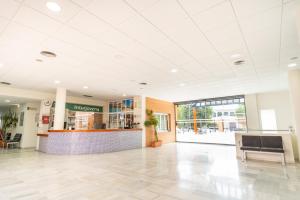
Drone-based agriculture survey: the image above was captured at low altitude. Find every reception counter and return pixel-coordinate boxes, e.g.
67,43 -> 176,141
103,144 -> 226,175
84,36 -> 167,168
37,129 -> 142,155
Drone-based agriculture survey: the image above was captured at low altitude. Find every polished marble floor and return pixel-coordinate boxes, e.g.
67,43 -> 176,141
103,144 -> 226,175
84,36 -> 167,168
0,143 -> 300,200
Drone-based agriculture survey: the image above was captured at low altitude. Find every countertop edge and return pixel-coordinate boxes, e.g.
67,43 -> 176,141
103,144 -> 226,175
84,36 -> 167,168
47,128 -> 143,133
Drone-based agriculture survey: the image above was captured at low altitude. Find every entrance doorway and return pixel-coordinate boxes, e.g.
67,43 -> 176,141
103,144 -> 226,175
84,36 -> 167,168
175,96 -> 247,145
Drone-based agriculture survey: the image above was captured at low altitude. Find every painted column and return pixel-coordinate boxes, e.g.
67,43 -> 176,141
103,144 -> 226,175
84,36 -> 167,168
53,88 -> 66,130
288,69 -> 300,158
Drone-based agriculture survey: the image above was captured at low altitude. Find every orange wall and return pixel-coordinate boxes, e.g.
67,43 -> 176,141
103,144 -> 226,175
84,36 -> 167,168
145,97 -> 176,147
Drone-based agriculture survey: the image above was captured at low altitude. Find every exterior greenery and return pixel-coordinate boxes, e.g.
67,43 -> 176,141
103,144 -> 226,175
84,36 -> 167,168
0,110 -> 18,140
144,109 -> 159,142
235,105 -> 246,117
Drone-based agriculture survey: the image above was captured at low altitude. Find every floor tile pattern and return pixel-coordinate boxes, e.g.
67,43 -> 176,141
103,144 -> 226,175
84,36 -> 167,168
0,143 -> 300,200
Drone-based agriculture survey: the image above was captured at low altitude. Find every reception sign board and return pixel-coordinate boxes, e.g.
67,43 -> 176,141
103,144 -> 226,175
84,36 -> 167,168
65,103 -> 103,113
52,102 -> 103,113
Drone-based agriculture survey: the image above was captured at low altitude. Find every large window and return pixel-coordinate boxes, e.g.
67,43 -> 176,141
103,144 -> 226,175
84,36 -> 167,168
175,95 -> 247,145
154,113 -> 170,132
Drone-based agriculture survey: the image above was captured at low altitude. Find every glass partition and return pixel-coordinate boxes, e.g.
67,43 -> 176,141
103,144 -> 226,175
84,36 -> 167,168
175,95 -> 247,145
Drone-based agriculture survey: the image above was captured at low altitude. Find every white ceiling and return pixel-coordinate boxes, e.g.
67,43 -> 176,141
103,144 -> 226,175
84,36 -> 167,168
0,95 -> 39,106
0,0 -> 299,102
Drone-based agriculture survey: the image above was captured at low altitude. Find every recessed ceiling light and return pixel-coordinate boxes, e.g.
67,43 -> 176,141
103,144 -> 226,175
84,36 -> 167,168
231,54 -> 241,59
288,63 -> 297,68
40,51 -> 57,58
139,82 -> 147,85
171,68 -> 178,73
234,60 -> 245,65
54,80 -> 60,84
0,81 -> 11,85
5,100 -> 10,103
83,95 -> 93,98
46,2 -> 61,12
290,56 -> 298,60
122,94 -> 127,97
0,63 -> 3,68
179,83 -> 185,87
83,86 -> 88,89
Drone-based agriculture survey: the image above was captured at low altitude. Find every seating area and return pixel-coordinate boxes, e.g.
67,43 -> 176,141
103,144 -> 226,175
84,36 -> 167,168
0,132 -> 22,149
240,135 -> 285,165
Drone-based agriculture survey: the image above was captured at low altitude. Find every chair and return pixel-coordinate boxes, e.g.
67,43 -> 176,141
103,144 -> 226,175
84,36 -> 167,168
6,133 -> 22,149
5,133 -> 11,141
0,131 -> 4,148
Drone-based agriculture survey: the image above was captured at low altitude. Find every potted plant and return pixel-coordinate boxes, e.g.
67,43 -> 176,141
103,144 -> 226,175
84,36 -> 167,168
0,109 -> 18,140
144,109 -> 162,147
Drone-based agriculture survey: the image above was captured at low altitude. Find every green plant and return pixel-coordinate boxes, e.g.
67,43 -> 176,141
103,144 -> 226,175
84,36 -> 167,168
144,109 -> 159,142
0,110 -> 18,139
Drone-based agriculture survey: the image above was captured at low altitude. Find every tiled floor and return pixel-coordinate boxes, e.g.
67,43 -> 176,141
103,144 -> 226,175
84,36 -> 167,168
0,143 -> 299,200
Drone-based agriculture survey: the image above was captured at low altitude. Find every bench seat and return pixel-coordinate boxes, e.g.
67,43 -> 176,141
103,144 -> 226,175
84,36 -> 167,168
240,146 -> 261,151
260,147 -> 284,153
240,135 -> 285,165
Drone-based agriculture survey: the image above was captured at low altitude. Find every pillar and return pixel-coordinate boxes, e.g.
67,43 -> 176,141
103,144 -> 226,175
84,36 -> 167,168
53,88 -> 66,130
288,69 -> 300,158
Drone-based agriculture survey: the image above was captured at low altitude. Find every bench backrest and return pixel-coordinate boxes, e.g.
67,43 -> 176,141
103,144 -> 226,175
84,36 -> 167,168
12,133 -> 22,142
242,136 -> 261,147
260,136 -> 283,149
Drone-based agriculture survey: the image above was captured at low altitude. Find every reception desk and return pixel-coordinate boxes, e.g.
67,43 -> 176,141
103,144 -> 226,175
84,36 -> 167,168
37,129 -> 142,155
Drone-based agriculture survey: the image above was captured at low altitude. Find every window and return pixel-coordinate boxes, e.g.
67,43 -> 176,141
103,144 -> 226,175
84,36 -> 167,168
154,113 -> 170,132
260,109 -> 277,130
224,112 -> 228,116
217,112 -> 222,117
230,112 -> 235,116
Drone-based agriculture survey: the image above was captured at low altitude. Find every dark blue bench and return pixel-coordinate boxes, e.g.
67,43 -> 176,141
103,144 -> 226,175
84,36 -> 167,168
240,135 -> 285,165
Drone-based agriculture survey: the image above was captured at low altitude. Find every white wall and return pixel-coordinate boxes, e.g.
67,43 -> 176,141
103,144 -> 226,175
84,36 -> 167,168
245,90 -> 294,130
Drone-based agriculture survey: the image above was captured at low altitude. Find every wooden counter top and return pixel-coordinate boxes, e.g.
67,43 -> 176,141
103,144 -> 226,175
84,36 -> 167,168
48,128 -> 142,133
37,133 -> 49,137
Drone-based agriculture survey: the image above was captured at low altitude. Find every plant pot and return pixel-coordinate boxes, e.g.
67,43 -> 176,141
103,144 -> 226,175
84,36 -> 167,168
151,140 -> 162,148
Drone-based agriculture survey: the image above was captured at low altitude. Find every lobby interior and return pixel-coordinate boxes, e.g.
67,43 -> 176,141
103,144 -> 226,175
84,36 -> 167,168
1,0 -> 300,200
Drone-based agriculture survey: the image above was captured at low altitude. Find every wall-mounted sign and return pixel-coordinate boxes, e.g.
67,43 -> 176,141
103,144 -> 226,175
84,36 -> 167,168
52,102 -> 103,113
42,116 -> 50,124
65,103 -> 103,113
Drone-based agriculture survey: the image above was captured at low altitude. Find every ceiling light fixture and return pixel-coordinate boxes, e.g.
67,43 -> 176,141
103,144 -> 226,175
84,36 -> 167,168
0,63 -> 3,68
179,83 -> 185,87
171,68 -> 178,73
290,57 -> 298,60
83,95 -> 93,98
5,100 -> 10,103
288,63 -> 297,68
139,82 -> 147,85
36,59 -> 43,62
46,2 -> 61,12
83,86 -> 88,89
40,51 -> 57,58
54,80 -> 60,84
234,60 -> 245,65
0,81 -> 11,85
122,94 -> 127,97
231,54 -> 241,59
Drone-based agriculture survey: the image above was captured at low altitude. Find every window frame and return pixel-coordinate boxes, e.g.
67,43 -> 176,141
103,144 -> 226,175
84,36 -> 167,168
154,113 -> 170,133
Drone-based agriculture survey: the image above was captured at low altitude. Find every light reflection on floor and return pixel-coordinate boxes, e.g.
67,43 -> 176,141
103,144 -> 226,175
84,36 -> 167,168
0,143 -> 299,199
